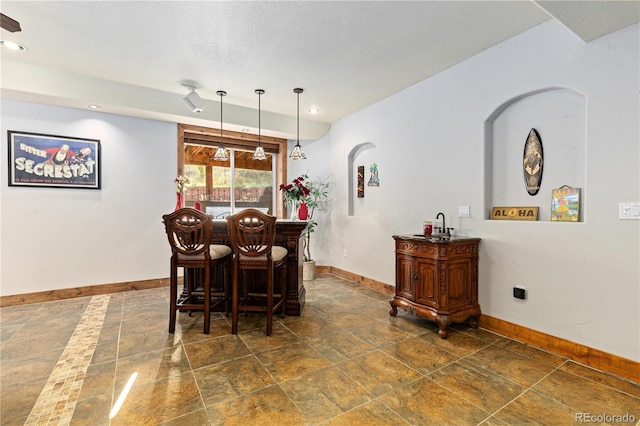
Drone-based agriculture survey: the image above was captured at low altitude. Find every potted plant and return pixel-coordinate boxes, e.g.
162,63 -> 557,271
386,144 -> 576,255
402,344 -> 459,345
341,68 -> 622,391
300,175 -> 331,280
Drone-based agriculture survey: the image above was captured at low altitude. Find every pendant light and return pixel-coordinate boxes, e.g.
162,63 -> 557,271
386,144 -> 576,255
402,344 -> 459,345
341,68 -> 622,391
289,88 -> 306,160
213,90 -> 230,161
253,89 -> 267,161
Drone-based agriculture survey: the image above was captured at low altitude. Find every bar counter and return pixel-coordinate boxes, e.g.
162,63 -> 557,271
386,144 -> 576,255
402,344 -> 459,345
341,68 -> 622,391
211,219 -> 309,316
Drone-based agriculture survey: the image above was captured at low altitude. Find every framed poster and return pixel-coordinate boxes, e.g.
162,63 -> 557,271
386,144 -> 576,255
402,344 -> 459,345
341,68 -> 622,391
8,131 -> 101,189
551,186 -> 580,222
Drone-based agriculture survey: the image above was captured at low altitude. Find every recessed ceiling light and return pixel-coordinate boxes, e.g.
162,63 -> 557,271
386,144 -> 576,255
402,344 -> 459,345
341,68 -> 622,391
241,128 -> 250,133
88,104 -> 101,110
308,107 -> 321,114
1,40 -> 27,51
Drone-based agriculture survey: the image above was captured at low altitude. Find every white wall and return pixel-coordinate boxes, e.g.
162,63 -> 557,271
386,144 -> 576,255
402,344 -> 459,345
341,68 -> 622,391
286,137 -> 332,265
1,102 -> 177,295
328,21 -> 639,361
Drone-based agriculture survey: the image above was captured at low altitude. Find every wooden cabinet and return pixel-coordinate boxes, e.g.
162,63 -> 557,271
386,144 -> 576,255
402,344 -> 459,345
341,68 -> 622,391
390,235 -> 481,338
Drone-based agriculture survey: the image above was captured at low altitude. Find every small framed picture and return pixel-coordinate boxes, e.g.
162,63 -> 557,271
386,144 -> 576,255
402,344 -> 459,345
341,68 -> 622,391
551,186 -> 580,222
8,131 -> 101,189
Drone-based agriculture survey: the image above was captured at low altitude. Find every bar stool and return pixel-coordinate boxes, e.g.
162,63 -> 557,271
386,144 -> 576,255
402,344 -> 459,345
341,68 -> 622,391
163,208 -> 232,334
226,209 -> 287,336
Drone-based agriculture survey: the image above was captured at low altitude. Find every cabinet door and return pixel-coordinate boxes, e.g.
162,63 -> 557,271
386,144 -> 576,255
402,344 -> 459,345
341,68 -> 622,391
445,258 -> 475,311
396,255 -> 415,300
415,258 -> 438,309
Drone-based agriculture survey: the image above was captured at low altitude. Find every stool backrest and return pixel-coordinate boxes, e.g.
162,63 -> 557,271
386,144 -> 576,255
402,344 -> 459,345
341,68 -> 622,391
226,208 -> 276,258
163,208 -> 212,259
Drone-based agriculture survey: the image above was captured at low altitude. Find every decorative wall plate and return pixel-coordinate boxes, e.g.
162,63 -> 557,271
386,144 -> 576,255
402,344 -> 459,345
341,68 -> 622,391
523,128 -> 543,195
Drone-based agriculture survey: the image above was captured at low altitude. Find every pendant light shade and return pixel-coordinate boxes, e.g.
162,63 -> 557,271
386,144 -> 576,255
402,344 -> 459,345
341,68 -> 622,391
253,145 -> 266,161
289,88 -> 306,160
253,89 -> 267,161
213,90 -> 230,162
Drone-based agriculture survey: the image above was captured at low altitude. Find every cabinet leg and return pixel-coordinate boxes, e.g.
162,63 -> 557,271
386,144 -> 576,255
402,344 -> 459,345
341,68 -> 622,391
389,299 -> 398,316
436,314 -> 450,339
468,315 -> 480,329
438,326 -> 448,339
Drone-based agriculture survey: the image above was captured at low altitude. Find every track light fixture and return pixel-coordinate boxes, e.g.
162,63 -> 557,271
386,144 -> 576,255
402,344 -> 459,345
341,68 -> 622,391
213,91 -> 230,161
253,89 -> 267,161
289,88 -> 306,160
181,84 -> 206,113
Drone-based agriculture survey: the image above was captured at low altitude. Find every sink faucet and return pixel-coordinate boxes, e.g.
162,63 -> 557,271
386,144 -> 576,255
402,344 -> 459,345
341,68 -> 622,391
436,212 -> 446,235
435,212 -> 453,236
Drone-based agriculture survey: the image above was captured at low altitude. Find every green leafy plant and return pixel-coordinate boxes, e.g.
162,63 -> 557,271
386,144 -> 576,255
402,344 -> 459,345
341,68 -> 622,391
300,175 -> 331,262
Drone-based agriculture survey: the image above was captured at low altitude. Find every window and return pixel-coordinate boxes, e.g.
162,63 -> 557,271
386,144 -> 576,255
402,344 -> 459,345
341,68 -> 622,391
178,124 -> 288,218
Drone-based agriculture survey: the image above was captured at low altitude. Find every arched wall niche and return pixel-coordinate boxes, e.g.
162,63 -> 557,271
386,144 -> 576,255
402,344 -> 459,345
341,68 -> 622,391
348,142 -> 379,217
484,87 -> 586,221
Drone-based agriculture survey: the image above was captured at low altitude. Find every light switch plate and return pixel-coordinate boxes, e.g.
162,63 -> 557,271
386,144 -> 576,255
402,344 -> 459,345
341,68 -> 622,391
619,202 -> 640,220
458,205 -> 470,218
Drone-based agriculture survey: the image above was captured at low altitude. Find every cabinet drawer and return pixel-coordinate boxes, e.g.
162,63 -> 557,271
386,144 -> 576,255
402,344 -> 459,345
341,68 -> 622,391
395,240 -> 439,258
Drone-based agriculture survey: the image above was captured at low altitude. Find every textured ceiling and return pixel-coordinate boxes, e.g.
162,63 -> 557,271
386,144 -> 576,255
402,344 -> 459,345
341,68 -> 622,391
1,1 -> 638,139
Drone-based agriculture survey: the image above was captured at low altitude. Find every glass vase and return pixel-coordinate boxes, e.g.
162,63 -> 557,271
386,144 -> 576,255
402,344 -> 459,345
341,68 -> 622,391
290,200 -> 299,221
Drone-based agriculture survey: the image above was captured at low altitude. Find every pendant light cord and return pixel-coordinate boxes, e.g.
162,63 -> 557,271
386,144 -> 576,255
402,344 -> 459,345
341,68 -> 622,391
219,91 -> 224,146
258,91 -> 262,144
213,90 -> 229,161
297,89 -> 300,144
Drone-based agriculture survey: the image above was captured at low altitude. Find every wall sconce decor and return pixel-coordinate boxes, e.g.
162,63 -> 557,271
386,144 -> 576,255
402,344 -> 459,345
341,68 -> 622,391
357,166 -> 365,198
523,128 -> 543,195
368,163 -> 380,186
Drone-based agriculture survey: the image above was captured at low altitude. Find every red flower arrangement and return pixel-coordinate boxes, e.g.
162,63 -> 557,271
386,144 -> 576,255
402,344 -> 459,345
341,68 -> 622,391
279,174 -> 311,204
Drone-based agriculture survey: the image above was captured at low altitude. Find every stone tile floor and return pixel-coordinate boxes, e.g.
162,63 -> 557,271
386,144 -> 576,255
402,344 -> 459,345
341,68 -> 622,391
1,274 -> 638,425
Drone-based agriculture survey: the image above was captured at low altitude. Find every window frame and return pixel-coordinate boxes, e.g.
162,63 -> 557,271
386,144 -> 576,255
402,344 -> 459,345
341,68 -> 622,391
178,123 -> 288,218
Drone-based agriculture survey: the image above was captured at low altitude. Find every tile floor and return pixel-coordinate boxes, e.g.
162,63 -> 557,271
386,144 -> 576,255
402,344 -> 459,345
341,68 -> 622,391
1,274 -> 639,425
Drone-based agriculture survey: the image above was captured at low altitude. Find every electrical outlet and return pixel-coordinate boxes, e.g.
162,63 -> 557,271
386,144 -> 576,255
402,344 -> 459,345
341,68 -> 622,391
513,286 -> 526,300
619,202 -> 640,220
343,249 -> 347,257
458,205 -> 470,218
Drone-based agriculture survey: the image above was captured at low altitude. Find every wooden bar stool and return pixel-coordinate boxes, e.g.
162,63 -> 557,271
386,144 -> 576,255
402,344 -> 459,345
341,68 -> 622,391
226,209 -> 287,336
163,208 -> 232,334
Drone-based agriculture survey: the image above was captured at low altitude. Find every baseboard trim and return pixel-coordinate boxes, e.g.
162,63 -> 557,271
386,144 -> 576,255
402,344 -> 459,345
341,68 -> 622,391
0,278 -> 169,307
321,265 -> 395,295
3,270 -> 638,384
479,314 -> 639,384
